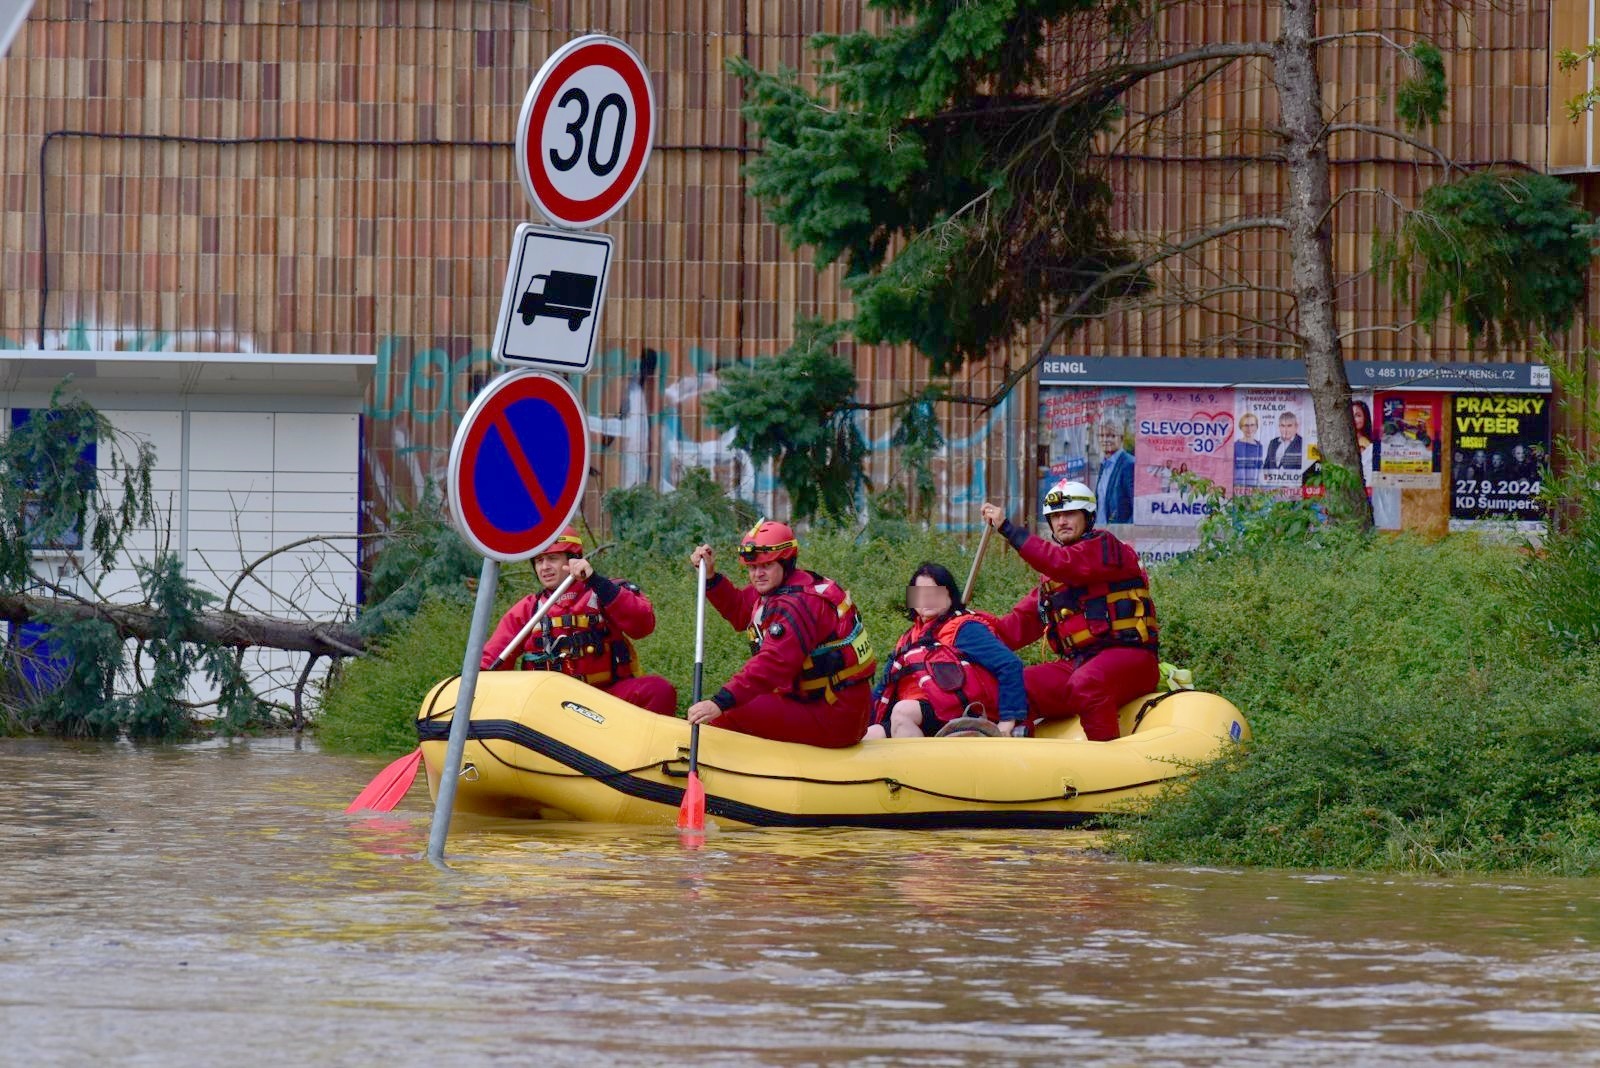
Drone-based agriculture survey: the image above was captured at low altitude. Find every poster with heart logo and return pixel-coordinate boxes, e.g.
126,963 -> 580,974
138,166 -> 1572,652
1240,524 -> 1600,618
1132,389 -> 1235,526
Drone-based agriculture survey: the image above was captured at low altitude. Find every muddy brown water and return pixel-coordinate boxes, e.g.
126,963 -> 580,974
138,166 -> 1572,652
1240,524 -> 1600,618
5,736 -> 1600,1066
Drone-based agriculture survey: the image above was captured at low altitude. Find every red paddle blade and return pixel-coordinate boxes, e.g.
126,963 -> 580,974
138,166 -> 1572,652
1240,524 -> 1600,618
345,748 -> 423,814
676,770 -> 705,831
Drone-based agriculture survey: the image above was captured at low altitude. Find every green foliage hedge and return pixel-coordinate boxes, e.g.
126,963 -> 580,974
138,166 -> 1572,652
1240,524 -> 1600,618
1110,533 -> 1600,874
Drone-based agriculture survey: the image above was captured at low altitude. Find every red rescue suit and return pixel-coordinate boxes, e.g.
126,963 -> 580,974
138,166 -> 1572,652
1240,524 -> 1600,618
873,612 -> 1002,727
993,524 -> 1159,740
481,576 -> 677,716
705,568 -> 876,748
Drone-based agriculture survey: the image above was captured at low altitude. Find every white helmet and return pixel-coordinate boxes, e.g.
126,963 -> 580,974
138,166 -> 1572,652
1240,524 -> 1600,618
1042,478 -> 1097,518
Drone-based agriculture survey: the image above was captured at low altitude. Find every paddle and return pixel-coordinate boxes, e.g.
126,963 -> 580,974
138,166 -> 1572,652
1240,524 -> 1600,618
677,556 -> 709,832
345,748 -> 422,814
962,523 -> 993,605
344,571 -> 579,814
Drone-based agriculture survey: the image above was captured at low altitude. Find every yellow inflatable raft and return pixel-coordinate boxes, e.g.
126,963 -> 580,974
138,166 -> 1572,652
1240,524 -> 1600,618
416,672 -> 1248,829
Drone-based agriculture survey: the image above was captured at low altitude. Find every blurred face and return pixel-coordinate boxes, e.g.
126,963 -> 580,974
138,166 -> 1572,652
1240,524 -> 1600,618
1048,509 -> 1090,544
746,558 -> 787,594
1098,423 -> 1122,455
1513,445 -> 1526,462
908,575 -> 952,622
1351,403 -> 1369,433
1278,413 -> 1298,442
533,551 -> 568,590
1238,414 -> 1258,441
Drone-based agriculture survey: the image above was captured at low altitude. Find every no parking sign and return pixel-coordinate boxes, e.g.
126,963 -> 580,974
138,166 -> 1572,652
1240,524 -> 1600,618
446,371 -> 589,561
514,34 -> 656,229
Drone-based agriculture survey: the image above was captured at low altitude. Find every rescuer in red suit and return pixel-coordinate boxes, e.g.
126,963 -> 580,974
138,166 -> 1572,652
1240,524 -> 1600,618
979,480 -> 1160,740
481,526 -> 677,715
684,519 -> 876,748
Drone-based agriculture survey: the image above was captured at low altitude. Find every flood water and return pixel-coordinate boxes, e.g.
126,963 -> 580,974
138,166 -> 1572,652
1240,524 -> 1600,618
6,737 -> 1600,1066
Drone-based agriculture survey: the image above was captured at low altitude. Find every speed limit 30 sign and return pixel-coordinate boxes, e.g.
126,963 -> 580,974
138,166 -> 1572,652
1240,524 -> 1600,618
515,35 -> 655,229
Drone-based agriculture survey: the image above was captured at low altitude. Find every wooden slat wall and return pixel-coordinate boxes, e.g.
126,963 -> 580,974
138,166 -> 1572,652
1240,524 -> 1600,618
1,0 -> 1591,537
1550,0 -> 1593,171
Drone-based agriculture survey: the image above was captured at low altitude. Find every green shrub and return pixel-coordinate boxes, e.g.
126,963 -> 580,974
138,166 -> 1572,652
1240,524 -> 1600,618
317,596 -> 476,753
1114,532 -> 1600,874
1146,533 -> 1517,733
602,467 -> 759,558
1509,354 -> 1600,652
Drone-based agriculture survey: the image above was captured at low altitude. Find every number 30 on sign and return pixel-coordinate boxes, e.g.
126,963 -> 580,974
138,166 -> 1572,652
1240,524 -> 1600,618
514,35 -> 656,230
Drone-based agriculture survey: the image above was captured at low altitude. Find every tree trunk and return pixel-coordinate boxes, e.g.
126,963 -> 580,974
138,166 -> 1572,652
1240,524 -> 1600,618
1272,0 -> 1372,527
0,593 -> 367,658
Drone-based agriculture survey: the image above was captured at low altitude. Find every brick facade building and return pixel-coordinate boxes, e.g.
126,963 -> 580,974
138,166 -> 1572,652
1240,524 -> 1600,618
2,0 -> 1593,539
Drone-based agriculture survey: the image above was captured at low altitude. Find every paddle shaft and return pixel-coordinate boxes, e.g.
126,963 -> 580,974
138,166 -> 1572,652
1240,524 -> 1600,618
961,524 -> 994,605
485,572 -> 579,669
688,557 -> 708,772
426,556 -> 500,866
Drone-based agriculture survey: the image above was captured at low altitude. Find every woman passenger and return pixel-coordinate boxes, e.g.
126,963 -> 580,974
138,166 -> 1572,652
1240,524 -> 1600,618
864,563 -> 1028,738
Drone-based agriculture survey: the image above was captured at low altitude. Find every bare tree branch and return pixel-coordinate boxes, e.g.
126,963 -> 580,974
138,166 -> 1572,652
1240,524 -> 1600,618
1326,184 -> 1413,218
292,653 -> 320,731
222,532 -> 374,614
1340,318 -> 1423,340
1109,58 -> 1252,157
1311,29 -> 1414,51
1324,122 -> 1455,173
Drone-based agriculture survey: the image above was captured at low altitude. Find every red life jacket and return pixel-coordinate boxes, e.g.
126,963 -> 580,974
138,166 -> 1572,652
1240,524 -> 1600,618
1036,533 -> 1159,658
875,611 -> 1003,724
517,583 -> 637,686
747,573 -> 876,704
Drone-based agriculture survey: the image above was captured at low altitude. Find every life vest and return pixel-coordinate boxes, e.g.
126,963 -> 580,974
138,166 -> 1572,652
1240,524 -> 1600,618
874,611 -> 1003,725
747,573 -> 876,704
517,583 -> 637,686
1036,533 -> 1159,658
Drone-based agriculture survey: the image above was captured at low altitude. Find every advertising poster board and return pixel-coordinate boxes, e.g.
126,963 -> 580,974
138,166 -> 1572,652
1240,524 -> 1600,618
1448,392 -> 1550,530
1238,388 -> 1316,499
1038,386 -> 1136,518
1374,391 -> 1444,489
1350,392 -> 1401,529
1131,388 -> 1234,526
1035,356 -> 1553,550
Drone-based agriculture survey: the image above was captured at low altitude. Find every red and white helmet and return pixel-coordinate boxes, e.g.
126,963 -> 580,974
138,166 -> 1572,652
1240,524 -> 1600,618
737,518 -> 799,565
1042,479 -> 1096,518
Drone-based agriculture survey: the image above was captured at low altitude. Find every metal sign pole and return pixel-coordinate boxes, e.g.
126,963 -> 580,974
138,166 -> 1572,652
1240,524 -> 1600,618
426,555 -> 501,867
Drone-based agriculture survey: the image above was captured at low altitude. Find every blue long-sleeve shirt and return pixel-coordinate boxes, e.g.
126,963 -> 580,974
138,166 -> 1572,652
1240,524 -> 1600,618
873,616 -> 1030,722
950,619 -> 1029,722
